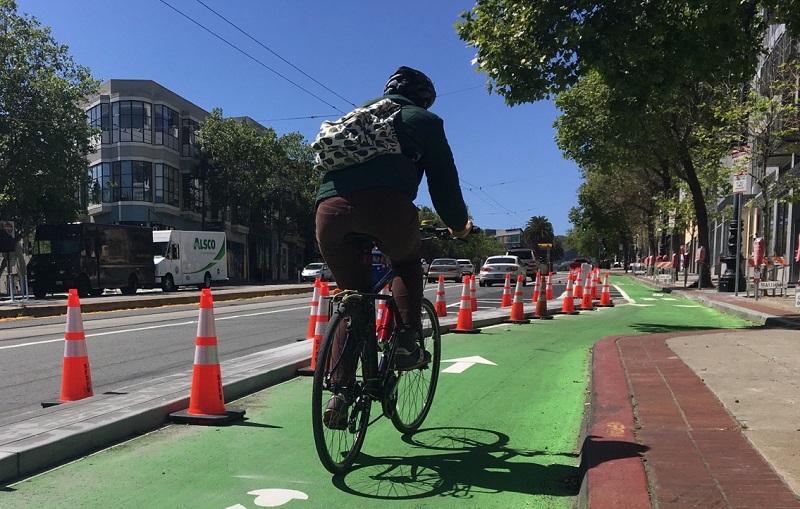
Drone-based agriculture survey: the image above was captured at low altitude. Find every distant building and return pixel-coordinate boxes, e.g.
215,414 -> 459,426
493,228 -> 524,251
81,79 -> 305,283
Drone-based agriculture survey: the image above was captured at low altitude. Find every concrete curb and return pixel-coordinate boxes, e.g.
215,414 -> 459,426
0,286 -> 312,320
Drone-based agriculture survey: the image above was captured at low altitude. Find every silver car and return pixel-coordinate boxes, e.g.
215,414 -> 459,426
479,255 -> 527,287
427,258 -> 462,283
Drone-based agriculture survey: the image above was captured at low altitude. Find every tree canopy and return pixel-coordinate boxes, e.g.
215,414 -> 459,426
0,0 -> 99,240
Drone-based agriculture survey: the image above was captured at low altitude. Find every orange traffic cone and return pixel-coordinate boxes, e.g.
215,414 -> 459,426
581,273 -> 595,311
592,268 -> 600,299
311,286 -> 331,369
500,273 -> 512,308
534,274 -> 553,319
504,274 -> 530,324
573,269 -> 584,299
43,289 -> 93,407
545,272 -> 554,300
303,278 -> 322,341
598,273 -> 614,307
434,275 -> 448,317
470,274 -> 478,312
452,276 -> 481,333
561,274 -> 579,315
532,272 -> 541,303
170,289 -> 245,424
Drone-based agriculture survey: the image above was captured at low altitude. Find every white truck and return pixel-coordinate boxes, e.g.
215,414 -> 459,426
153,230 -> 228,291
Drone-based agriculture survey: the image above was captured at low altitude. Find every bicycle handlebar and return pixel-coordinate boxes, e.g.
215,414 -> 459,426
420,224 -> 481,241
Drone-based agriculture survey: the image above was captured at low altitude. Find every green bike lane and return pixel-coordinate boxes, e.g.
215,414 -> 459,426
4,277 -> 754,509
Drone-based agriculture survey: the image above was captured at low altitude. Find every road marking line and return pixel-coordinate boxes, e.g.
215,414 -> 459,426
0,306 -> 309,350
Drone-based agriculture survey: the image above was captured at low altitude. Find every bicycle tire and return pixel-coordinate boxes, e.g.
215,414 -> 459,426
311,306 -> 373,474
390,297 -> 442,434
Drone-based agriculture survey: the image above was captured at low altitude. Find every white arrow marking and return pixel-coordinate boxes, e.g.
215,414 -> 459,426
441,356 -> 496,374
248,489 -> 309,507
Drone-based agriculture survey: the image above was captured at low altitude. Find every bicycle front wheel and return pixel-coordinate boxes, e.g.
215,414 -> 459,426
390,298 -> 442,434
311,307 -> 373,474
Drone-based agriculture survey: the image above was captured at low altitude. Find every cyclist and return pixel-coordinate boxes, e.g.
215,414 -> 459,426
315,66 -> 472,427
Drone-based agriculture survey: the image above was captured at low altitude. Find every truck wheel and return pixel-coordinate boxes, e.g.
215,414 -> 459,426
202,272 -> 212,289
162,273 -> 176,292
33,287 -> 47,299
77,275 -> 92,298
121,275 -> 138,295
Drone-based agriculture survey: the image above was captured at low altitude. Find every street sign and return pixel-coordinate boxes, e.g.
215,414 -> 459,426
732,173 -> 747,194
1,220 -> 14,238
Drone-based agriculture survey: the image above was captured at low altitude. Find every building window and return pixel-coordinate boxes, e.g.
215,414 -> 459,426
110,160 -> 152,201
182,119 -> 199,157
87,103 -> 110,144
154,104 -> 180,151
112,100 -> 152,143
182,173 -> 203,212
155,163 -> 179,207
88,162 -> 111,205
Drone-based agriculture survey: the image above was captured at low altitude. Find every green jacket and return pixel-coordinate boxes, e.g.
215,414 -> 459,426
315,94 -> 469,231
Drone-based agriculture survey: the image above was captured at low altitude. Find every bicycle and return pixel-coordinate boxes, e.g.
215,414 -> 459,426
311,225 -> 474,474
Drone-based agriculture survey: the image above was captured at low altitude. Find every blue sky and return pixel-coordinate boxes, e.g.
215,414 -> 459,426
18,0 -> 583,235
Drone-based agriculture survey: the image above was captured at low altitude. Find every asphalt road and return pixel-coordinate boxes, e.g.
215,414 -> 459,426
1,279 -> 550,417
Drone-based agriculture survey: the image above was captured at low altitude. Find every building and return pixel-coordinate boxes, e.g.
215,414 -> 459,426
82,79 -> 306,283
706,22 -> 799,287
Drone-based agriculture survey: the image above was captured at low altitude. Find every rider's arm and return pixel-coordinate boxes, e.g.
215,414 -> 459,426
402,109 -> 469,232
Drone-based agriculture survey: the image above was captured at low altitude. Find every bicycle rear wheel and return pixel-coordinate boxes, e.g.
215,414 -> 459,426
311,306 -> 372,474
390,298 -> 441,434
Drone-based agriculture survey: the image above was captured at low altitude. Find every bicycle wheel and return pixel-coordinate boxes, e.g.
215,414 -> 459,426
390,298 -> 441,434
312,306 -> 373,474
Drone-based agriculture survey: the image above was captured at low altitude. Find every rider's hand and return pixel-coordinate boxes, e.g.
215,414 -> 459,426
449,219 -> 473,239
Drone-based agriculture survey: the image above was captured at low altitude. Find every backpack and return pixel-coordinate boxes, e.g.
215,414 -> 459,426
311,98 -> 403,172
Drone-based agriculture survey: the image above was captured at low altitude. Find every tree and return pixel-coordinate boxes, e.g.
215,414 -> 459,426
198,110 -> 282,223
0,0 -> 99,250
455,1 -> 782,286
456,0 -> 765,104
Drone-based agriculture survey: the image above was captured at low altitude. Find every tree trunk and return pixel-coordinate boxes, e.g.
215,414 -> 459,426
682,157 -> 714,287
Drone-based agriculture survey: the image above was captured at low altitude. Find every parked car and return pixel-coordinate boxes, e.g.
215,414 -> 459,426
427,258 -> 461,283
456,258 -> 475,277
505,248 -> 544,281
301,262 -> 332,282
479,255 -> 527,287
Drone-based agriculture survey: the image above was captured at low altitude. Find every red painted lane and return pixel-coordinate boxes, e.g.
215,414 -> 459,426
585,335 -> 652,508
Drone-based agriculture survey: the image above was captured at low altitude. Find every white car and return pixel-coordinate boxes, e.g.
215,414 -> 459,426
301,263 -> 332,282
457,259 -> 475,277
479,255 -> 527,287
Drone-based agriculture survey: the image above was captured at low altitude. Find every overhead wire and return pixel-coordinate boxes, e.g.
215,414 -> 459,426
158,0 -> 347,114
194,0 -> 356,109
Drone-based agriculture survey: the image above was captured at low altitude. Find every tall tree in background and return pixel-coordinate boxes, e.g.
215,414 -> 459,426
457,3 -> 771,285
0,0 -> 99,244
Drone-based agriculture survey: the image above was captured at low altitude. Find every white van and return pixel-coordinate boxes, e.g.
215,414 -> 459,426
153,230 -> 228,291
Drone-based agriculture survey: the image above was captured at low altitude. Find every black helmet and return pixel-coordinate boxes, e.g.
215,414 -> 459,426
383,66 -> 436,109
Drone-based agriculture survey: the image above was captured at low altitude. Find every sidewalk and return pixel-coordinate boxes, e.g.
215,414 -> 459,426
585,272 -> 800,508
